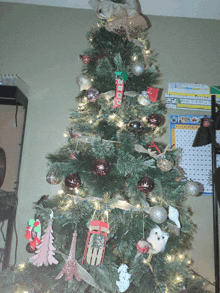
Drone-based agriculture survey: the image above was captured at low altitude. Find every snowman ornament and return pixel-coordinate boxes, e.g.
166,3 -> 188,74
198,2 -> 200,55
116,264 -> 131,292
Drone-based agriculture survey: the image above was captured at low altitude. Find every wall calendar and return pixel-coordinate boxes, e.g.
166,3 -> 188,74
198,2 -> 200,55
170,114 -> 220,195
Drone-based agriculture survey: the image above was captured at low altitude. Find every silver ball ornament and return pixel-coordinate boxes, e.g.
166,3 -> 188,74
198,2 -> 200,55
131,61 -> 145,76
185,180 -> 200,196
86,87 -> 100,102
76,75 -> 92,91
157,157 -> 174,172
150,205 -> 167,224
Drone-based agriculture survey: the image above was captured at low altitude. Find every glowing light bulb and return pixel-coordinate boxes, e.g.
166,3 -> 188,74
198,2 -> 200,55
142,117 -> 147,121
176,276 -> 182,282
117,121 -> 124,127
151,197 -> 156,202
104,210 -> 109,216
145,49 -> 150,54
95,201 -> 99,209
143,258 -> 147,264
18,263 -> 25,271
136,204 -> 140,208
132,54 -> 138,61
192,275 -> 195,279
166,255 -> 172,262
89,119 -> 93,124
178,254 -> 184,259
89,37 -> 93,42
75,188 -> 78,193
58,190 -> 64,195
109,114 -> 116,119
63,133 -> 68,137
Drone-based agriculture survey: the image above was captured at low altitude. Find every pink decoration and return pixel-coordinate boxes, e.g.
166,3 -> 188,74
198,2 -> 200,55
55,231 -> 81,281
30,218 -> 58,266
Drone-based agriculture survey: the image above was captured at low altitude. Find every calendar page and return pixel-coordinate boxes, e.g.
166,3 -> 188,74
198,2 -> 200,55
170,114 -> 220,195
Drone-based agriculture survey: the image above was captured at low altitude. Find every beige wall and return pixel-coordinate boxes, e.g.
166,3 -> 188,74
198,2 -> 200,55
0,2 -> 219,291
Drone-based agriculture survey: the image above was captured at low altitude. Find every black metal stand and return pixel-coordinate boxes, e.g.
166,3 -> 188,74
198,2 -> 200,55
211,95 -> 220,293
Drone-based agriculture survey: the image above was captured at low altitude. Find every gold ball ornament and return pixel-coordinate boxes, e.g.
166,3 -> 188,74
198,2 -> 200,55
157,158 -> 174,172
137,91 -> 150,106
76,75 -> 92,91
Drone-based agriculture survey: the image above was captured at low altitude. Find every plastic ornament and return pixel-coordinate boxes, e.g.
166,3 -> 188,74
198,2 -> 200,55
184,180 -> 200,196
129,118 -> 143,132
92,159 -> 111,176
86,87 -> 100,102
131,61 -> 145,76
150,205 -> 167,224
46,171 -> 61,185
157,156 -> 174,172
65,173 -> 81,190
79,54 -> 91,64
76,75 -> 92,91
136,240 -> 149,254
137,91 -> 150,106
148,114 -> 164,127
138,176 -> 155,194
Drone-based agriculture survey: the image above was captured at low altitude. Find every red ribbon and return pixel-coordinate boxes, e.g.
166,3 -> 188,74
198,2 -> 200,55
25,227 -> 31,240
149,142 -> 161,154
29,237 -> 41,248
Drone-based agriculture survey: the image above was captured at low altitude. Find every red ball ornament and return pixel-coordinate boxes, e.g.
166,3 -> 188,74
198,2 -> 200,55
138,176 -> 155,194
148,114 -> 164,127
80,54 -> 91,64
92,159 -> 110,176
136,240 -> 149,254
65,173 -> 81,190
203,120 -> 211,127
26,242 -> 36,254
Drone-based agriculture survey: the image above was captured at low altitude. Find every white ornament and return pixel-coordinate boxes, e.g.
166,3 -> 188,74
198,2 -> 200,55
168,206 -> 181,229
116,264 -> 131,292
147,226 -> 169,254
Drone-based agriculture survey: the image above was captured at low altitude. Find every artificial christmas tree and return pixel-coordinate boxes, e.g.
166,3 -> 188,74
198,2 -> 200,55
0,0 -> 212,292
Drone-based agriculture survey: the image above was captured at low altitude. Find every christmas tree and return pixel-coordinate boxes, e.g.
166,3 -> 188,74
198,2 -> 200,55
0,0 -> 212,292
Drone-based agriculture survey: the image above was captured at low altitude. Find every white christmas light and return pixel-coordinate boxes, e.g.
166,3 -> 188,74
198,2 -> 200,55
109,114 -> 116,119
151,197 -> 157,202
63,133 -> 68,137
136,204 -> 140,208
58,190 -> 64,195
192,275 -> 195,279
89,119 -> 93,124
18,263 -> 25,271
176,276 -> 182,282
178,254 -> 184,259
132,54 -> 138,61
117,121 -> 124,127
145,49 -> 150,54
166,255 -> 172,262
104,210 -> 109,216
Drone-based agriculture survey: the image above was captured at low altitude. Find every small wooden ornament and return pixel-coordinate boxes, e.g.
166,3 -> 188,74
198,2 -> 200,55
82,220 -> 109,267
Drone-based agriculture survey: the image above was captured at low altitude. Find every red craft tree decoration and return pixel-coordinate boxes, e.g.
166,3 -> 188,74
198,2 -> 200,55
30,211 -> 58,266
56,231 -> 81,281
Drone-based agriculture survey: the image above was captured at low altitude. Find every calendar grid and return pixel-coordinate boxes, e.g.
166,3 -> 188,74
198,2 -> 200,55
170,115 -> 220,195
